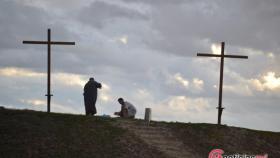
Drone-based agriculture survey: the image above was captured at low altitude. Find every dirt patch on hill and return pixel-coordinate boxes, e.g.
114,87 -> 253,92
114,119 -> 200,158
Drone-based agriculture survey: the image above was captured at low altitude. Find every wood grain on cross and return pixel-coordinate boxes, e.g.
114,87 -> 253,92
23,28 -> 75,113
197,42 -> 248,125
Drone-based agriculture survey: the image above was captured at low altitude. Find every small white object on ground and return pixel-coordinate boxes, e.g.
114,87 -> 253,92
144,108 -> 151,126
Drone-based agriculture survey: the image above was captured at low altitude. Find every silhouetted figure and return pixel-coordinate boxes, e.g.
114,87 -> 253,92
114,98 -> 137,118
83,77 -> 102,115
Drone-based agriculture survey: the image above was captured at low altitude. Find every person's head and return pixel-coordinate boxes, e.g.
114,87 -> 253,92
89,77 -> 94,81
118,98 -> 124,105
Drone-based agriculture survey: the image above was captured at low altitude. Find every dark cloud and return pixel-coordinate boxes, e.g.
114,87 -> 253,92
143,0 -> 280,56
78,1 -> 149,28
0,1 -> 78,71
0,0 -> 49,50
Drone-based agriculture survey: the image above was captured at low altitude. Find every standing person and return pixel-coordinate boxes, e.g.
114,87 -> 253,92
83,77 -> 102,115
114,98 -> 137,118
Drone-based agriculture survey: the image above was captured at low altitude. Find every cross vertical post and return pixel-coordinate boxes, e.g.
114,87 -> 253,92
197,42 -> 248,125
47,29 -> 52,113
23,28 -> 75,113
218,42 -> 225,125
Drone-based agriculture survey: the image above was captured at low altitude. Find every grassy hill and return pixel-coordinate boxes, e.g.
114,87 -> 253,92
0,107 -> 279,158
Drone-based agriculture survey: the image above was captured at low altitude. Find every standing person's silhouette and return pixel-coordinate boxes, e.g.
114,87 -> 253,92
83,77 -> 102,115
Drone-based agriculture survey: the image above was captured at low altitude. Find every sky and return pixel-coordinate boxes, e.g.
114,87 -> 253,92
0,0 -> 280,132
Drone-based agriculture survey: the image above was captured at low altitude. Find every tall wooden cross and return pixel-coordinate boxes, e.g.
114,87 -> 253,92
23,28 -> 75,113
197,42 -> 248,125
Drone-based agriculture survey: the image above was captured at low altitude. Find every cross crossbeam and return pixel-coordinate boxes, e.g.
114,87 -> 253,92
197,42 -> 248,125
23,41 -> 75,45
197,53 -> 248,59
23,28 -> 75,113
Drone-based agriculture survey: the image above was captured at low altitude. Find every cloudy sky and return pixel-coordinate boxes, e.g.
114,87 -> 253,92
1,0 -> 280,131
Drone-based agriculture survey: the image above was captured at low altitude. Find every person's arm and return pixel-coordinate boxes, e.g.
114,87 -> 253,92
114,112 -> 120,116
121,104 -> 129,117
119,104 -> 125,117
95,82 -> 102,89
114,104 -> 125,116
122,109 -> 129,117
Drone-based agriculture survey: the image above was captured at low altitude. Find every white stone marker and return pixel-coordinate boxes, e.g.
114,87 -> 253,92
144,108 -> 152,126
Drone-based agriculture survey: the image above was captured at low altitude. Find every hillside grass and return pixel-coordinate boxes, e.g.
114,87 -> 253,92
1,107 -> 279,157
0,108 -> 166,158
153,121 -> 280,157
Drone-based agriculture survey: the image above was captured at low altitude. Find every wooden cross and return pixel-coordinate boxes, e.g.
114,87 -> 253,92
197,42 -> 248,125
23,28 -> 75,113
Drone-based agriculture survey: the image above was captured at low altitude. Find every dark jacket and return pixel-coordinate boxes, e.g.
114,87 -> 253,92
83,80 -> 102,115
84,80 -> 102,97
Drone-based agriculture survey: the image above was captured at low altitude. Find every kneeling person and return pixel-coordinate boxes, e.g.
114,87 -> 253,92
114,98 -> 136,118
